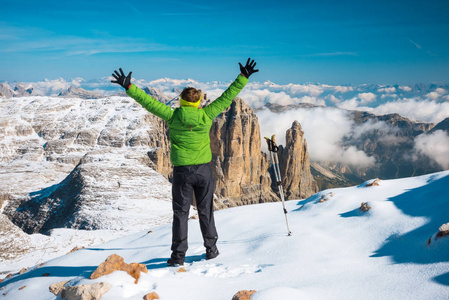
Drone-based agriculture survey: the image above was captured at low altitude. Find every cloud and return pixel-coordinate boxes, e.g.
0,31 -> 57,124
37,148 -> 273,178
399,86 -> 412,92
413,130 -> 449,169
378,87 -> 396,93
332,86 -> 354,93
358,92 -> 376,104
335,94 -> 449,124
256,107 -> 375,168
408,39 -> 422,49
435,88 -> 447,95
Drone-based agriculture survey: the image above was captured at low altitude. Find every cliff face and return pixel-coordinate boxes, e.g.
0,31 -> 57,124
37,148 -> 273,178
210,98 -> 276,207
209,98 -> 318,208
278,121 -> 319,200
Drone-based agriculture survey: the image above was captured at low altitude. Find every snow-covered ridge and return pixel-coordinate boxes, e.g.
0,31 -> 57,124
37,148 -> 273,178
1,171 -> 448,299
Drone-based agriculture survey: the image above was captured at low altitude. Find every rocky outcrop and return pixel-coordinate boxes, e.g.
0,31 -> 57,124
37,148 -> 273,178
210,98 -> 318,208
0,83 -> 14,98
278,121 -> 319,199
58,86 -> 103,99
90,254 -> 148,284
6,150 -> 172,234
14,83 -> 34,97
210,98 -> 277,207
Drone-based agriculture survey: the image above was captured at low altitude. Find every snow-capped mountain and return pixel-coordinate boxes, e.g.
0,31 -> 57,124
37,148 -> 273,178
1,171 -> 448,299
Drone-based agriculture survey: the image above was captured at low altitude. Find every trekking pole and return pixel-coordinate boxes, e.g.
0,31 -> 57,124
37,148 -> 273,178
264,135 -> 292,236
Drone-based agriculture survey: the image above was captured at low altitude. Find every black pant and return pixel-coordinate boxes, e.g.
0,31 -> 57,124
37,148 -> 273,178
171,163 -> 218,260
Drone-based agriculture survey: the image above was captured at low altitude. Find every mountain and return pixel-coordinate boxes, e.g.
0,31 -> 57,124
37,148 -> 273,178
58,86 -> 104,99
1,171 -> 448,299
430,117 -> 449,134
264,104 -> 445,189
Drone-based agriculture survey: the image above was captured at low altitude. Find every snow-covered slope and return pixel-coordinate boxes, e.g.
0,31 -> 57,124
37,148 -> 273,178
1,171 -> 448,299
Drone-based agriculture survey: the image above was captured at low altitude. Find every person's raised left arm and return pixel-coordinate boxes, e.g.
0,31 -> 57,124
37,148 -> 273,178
111,68 -> 174,121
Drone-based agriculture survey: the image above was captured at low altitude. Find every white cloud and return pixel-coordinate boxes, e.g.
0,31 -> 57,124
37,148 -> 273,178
368,98 -> 449,124
358,92 -> 376,104
378,87 -> 396,93
426,92 -> 440,100
326,94 -> 341,103
444,95 -> 449,101
256,107 -> 375,168
435,88 -> 447,95
399,86 -> 412,92
413,130 -> 449,169
333,86 -> 354,93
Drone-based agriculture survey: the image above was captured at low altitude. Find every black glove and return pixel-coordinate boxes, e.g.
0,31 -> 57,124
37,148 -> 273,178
111,68 -> 132,90
239,58 -> 259,78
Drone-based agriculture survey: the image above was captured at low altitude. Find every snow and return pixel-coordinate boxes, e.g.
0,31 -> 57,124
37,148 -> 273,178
1,171 -> 449,299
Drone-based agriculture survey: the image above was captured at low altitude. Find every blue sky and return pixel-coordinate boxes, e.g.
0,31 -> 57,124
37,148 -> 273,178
1,0 -> 449,84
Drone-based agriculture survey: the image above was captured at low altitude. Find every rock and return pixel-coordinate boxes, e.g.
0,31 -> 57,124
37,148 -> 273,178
19,268 -> 27,274
210,98 -> 278,207
177,267 -> 187,273
14,83 -> 34,96
189,215 -> 199,220
0,82 -> 15,98
232,290 -> 257,300
318,192 -> 333,203
60,282 -> 111,300
42,273 -> 50,277
19,286 -> 26,290
436,222 -> 449,239
143,292 -> 160,300
90,254 -> 148,284
49,280 -> 69,295
67,246 -> 85,254
365,178 -> 380,187
360,202 -> 371,212
278,121 -> 319,200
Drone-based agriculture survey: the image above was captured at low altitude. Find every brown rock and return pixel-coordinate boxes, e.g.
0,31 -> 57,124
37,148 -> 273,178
189,215 -> 199,220
436,222 -> 449,239
210,98 -> 277,207
42,273 -> 50,277
210,99 -> 317,207
278,121 -> 319,200
365,178 -> 380,187
38,263 -> 45,268
19,286 -> 26,290
6,273 -> 12,278
177,267 -> 187,273
360,202 -> 371,212
143,292 -> 160,300
232,290 -> 257,300
49,280 -> 69,296
68,246 -> 85,254
19,268 -> 27,274
60,282 -> 111,300
90,254 -> 148,284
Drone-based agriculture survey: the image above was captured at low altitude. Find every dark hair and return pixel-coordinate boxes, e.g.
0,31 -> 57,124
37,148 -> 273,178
180,87 -> 200,103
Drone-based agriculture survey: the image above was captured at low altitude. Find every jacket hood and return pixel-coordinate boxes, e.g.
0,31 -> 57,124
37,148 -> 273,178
177,107 -> 202,127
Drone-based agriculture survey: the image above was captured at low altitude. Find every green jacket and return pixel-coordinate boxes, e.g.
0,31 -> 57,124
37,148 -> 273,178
126,74 -> 249,166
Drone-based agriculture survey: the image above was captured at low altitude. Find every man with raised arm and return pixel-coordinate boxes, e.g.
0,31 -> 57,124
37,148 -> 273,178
111,58 -> 259,266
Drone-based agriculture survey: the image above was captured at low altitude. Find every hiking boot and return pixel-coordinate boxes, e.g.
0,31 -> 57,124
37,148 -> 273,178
206,248 -> 220,260
167,257 -> 184,267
